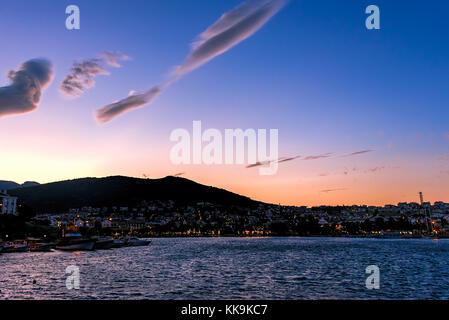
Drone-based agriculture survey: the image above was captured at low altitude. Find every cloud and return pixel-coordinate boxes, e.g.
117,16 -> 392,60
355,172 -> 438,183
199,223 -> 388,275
60,59 -> 108,96
101,51 -> 130,67
246,154 -> 299,168
60,51 -> 129,97
173,172 -> 186,177
318,173 -> 329,177
321,188 -> 347,193
365,166 -> 385,173
96,87 -> 161,124
95,0 -> 286,123
246,160 -> 272,168
343,165 -> 397,176
342,149 -> 374,157
303,153 -> 333,160
277,155 -> 301,163
0,58 -> 53,118
175,0 -> 286,77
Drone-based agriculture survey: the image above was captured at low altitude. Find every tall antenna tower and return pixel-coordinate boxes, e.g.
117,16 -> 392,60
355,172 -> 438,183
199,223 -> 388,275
419,191 -> 432,235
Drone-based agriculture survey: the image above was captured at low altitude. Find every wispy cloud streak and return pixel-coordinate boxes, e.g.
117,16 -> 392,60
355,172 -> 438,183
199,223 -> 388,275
95,0 -> 286,123
246,154 -> 300,168
173,172 -> 186,177
102,51 -> 130,67
277,155 -> 301,163
96,87 -> 160,124
321,188 -> 347,193
303,153 -> 333,160
0,58 -> 53,117
175,0 -> 286,77
342,149 -> 374,157
60,51 -> 129,97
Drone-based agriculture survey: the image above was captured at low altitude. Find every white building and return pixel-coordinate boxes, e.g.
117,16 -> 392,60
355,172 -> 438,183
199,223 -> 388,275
101,218 -> 112,229
0,190 -> 18,215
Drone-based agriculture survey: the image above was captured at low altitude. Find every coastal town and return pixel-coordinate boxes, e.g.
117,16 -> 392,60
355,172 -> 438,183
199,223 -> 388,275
2,188 -> 448,240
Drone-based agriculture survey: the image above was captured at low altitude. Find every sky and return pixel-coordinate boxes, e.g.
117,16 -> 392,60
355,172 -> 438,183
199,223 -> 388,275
0,0 -> 448,206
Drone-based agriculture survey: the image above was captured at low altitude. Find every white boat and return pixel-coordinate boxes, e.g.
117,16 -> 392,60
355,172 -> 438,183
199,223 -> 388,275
55,233 -> 96,251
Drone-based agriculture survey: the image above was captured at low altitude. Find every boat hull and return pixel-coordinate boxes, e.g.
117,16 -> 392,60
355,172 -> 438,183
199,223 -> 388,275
111,240 -> 126,248
127,239 -> 151,247
94,239 -> 114,250
29,244 -> 54,252
56,240 -> 96,251
3,245 -> 29,253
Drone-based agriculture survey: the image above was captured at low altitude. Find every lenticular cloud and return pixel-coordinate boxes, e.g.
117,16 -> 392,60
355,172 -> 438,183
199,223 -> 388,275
96,87 -> 161,124
95,0 -> 286,124
0,58 -> 53,118
176,0 -> 285,76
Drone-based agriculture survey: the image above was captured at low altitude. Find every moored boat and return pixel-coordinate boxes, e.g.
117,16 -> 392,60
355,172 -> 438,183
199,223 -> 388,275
126,237 -> 151,247
379,230 -> 403,239
3,240 -> 29,253
27,238 -> 55,252
111,238 -> 126,248
55,233 -> 96,251
93,237 -> 114,250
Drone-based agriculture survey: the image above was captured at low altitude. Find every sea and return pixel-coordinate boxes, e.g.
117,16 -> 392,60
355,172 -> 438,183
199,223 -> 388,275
1,237 -> 448,299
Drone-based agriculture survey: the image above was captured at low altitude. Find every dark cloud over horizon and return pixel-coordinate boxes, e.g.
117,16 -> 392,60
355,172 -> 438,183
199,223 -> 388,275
0,58 -> 53,118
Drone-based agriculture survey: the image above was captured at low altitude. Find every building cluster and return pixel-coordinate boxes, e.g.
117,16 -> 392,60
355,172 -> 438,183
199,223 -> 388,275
28,200 -> 449,237
0,190 -> 18,216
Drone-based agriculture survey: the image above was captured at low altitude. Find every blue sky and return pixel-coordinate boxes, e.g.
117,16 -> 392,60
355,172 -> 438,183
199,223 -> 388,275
1,0 -> 448,205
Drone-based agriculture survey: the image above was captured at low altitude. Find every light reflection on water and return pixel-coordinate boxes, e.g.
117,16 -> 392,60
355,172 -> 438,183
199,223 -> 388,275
1,237 -> 448,299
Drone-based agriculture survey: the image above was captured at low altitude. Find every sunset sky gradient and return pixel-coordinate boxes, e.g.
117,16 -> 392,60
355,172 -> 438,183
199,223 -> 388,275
1,0 -> 448,206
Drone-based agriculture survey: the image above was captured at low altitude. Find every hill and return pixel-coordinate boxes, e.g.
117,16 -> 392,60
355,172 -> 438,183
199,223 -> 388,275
8,176 -> 257,213
0,180 -> 40,190
0,180 -> 20,190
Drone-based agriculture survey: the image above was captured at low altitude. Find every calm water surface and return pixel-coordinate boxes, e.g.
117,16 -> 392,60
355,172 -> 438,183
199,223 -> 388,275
1,237 -> 449,299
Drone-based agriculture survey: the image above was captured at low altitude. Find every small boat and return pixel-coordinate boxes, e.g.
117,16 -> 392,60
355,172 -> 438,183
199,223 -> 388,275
3,240 -> 29,253
126,237 -> 151,247
55,233 -> 96,251
30,243 -> 54,252
379,230 -> 403,239
401,232 -> 423,239
93,237 -> 114,250
26,237 -> 55,252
